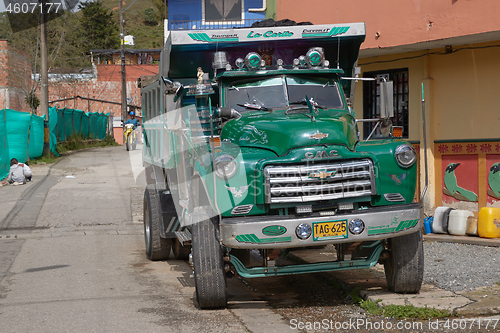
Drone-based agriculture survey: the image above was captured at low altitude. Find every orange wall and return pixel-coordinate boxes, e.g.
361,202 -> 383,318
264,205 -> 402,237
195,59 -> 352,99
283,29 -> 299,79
276,0 -> 500,50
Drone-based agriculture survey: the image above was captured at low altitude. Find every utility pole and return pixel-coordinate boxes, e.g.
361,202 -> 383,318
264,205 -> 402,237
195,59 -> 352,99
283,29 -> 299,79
120,0 -> 127,123
40,0 -> 50,155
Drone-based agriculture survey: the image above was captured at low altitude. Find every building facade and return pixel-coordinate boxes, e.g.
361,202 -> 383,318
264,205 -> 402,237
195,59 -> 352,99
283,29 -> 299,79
167,0 -> 266,30
268,0 -> 500,213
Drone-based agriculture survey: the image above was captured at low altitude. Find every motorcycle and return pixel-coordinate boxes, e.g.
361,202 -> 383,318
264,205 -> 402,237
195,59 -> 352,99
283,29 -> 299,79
124,123 -> 137,151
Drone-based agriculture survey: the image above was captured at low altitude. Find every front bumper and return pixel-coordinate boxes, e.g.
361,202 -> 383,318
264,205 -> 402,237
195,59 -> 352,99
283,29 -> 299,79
221,203 -> 422,249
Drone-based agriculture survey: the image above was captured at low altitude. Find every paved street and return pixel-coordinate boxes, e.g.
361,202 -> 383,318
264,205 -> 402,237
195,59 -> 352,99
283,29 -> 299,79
1,146 -> 500,333
0,146 -> 292,332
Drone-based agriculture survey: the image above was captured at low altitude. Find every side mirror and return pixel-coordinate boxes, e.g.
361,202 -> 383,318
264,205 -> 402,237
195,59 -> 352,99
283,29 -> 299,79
379,80 -> 394,118
380,118 -> 393,136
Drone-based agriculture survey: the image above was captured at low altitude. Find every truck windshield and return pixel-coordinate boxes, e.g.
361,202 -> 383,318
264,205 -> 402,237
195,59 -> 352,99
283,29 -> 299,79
226,75 -> 343,113
227,77 -> 287,112
286,76 -> 343,110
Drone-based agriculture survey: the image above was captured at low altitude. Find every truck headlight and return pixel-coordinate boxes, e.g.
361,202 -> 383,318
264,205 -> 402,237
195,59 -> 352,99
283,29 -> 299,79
214,154 -> 238,178
394,144 -> 416,167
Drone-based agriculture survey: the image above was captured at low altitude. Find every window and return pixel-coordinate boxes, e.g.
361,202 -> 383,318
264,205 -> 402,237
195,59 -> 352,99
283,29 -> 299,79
363,69 -> 409,139
204,0 -> 243,22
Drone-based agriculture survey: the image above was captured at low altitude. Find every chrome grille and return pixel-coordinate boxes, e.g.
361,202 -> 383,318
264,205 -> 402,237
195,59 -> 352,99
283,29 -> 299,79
264,159 -> 376,204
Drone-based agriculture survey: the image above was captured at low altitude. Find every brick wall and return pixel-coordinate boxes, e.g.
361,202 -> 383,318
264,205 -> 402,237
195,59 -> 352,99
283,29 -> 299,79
0,39 -> 159,118
0,40 -> 31,113
49,79 -> 142,117
48,64 -> 159,117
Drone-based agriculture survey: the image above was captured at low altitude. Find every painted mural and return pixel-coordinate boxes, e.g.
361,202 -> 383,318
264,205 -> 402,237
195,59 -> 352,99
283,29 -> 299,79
487,156 -> 500,203
435,141 -> 500,209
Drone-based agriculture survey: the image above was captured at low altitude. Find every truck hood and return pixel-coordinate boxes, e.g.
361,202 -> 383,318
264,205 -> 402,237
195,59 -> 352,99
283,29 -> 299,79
220,110 -> 358,156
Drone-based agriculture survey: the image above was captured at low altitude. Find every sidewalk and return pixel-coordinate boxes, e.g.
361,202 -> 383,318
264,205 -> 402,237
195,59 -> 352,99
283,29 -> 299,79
0,162 -> 52,224
289,237 -> 500,317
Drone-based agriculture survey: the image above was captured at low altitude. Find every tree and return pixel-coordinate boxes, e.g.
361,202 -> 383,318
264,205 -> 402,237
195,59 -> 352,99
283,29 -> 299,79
0,11 -> 90,112
152,0 -> 168,21
79,1 -> 119,50
143,8 -> 158,26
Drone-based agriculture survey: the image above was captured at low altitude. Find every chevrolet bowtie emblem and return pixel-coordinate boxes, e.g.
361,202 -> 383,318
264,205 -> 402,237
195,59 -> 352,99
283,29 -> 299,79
309,132 -> 328,140
308,170 -> 336,180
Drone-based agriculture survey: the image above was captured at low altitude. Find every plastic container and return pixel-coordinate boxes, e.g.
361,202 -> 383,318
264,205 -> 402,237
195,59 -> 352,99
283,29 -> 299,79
424,217 -> 434,234
466,216 -> 478,236
478,207 -> 500,238
433,207 -> 454,234
448,210 -> 474,236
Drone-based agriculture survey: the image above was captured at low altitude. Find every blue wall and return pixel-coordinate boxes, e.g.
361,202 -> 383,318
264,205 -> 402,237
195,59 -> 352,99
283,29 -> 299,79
168,0 -> 265,30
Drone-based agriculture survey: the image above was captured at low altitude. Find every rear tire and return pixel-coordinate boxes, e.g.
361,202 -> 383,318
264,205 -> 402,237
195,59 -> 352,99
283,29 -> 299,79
172,237 -> 191,260
191,209 -> 227,309
144,188 -> 172,260
384,230 -> 424,293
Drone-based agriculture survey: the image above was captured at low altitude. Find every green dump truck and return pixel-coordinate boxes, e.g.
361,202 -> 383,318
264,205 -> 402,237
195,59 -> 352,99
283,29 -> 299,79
140,22 -> 423,309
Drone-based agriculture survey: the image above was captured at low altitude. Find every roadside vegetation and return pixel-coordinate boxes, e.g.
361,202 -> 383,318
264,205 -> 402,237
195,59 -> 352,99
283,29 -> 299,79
56,134 -> 119,154
347,287 -> 452,319
31,135 -> 118,165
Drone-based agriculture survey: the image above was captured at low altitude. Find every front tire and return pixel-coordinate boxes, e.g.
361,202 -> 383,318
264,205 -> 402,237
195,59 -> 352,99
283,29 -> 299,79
191,208 -> 227,309
144,188 -> 172,260
126,134 -> 131,151
132,132 -> 137,150
384,230 -> 424,293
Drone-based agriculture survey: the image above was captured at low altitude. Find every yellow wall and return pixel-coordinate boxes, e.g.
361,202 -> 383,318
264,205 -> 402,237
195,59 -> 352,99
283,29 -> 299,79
351,41 -> 500,214
355,41 -> 500,142
430,42 -> 500,140
354,51 -> 427,142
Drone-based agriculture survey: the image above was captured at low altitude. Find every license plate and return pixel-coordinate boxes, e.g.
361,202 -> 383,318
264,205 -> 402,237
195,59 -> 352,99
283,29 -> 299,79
312,220 -> 348,241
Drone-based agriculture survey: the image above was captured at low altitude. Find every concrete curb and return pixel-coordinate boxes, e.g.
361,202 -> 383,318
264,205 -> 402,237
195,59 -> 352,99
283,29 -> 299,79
424,233 -> 500,247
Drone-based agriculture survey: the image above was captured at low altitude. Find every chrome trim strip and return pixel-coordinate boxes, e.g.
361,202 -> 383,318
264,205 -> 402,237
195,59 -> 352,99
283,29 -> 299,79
231,204 -> 254,215
384,193 -> 405,202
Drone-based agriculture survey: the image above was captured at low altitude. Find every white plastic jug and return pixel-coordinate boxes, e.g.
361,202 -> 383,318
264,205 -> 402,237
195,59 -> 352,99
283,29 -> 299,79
448,210 -> 474,236
433,206 -> 454,234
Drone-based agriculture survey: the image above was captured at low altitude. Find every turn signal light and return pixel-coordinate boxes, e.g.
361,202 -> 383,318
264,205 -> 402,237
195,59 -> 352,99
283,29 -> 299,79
211,136 -> 221,148
392,126 -> 403,138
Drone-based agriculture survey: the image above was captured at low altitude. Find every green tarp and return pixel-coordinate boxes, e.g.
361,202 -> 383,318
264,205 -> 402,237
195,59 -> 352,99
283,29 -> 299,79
29,113 -> 45,159
0,109 -> 8,180
55,108 -> 109,141
1,107 -> 110,181
5,109 -> 33,164
49,106 -> 58,156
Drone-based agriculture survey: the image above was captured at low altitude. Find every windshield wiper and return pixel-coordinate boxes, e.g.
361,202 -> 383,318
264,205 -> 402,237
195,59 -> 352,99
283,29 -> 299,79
237,103 -> 271,111
288,100 -> 327,110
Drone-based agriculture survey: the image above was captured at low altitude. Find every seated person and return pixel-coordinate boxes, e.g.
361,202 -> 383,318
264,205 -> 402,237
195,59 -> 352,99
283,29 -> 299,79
8,158 -> 32,184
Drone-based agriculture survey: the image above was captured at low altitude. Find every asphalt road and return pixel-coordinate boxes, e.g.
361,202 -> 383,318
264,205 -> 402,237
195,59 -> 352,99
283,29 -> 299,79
0,146 -> 294,333
1,146 -> 498,333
